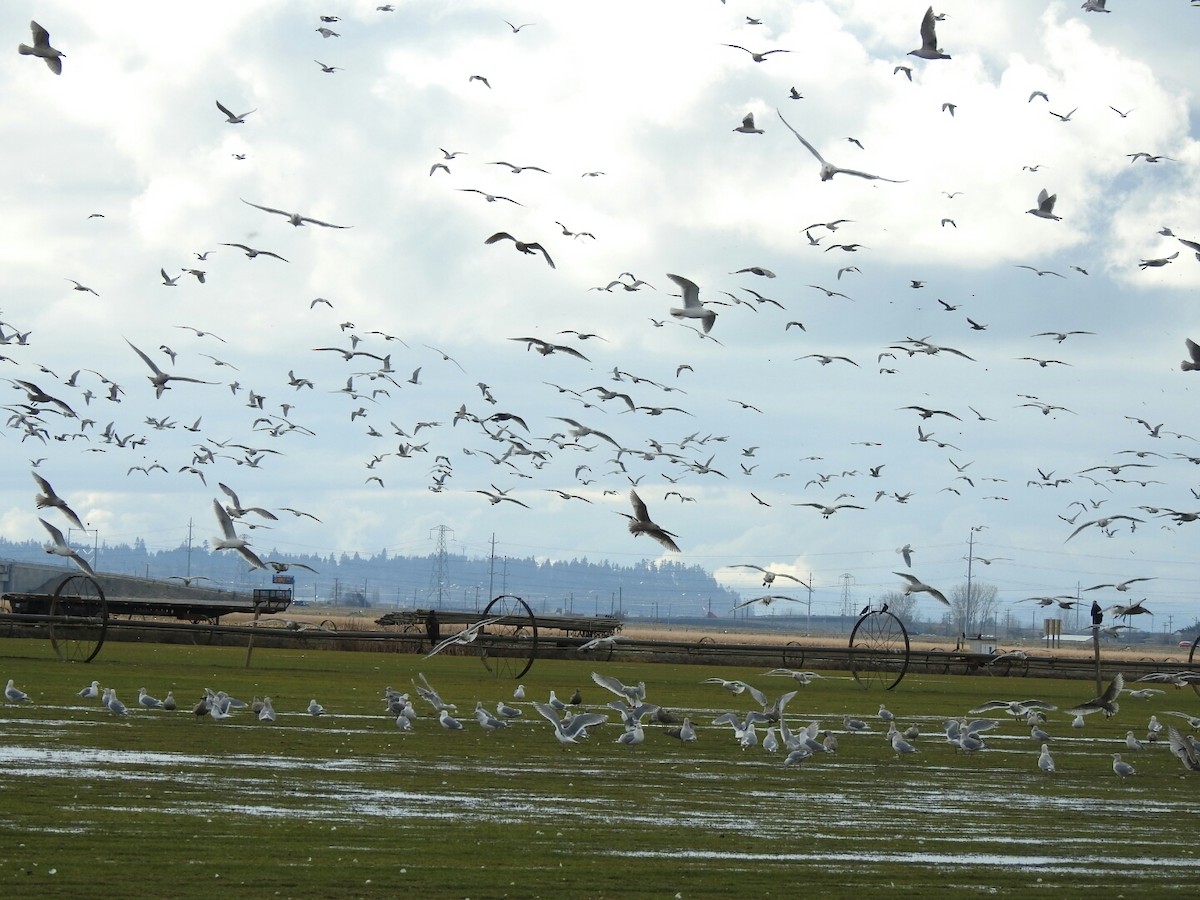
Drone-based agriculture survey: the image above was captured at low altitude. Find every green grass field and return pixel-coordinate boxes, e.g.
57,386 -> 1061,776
2,637 -> 1198,898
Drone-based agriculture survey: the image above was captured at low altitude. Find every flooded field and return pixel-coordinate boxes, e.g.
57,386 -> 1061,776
1,639 -> 1198,897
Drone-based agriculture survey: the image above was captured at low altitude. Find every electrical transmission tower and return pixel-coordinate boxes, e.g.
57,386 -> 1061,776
428,525 -> 453,608
839,573 -> 855,617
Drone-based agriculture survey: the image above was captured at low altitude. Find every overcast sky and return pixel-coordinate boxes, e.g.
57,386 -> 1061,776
4,1 -> 1199,626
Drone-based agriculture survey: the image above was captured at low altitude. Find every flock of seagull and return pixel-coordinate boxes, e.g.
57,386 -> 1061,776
7,5 -> 1200,620
4,666 -> 1200,775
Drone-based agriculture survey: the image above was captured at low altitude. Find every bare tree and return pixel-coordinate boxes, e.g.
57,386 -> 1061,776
877,589 -> 917,624
950,581 -> 999,635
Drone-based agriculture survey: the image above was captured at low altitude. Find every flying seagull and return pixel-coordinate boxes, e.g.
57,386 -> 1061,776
909,6 -> 951,60
1026,188 -> 1061,220
666,274 -> 716,333
894,572 -> 950,605
32,472 -> 86,530
39,518 -> 94,575
125,338 -> 216,398
622,490 -> 681,552
240,199 -> 351,229
210,498 -> 267,569
776,111 -> 906,182
1182,338 -> 1200,372
19,21 -> 64,74
484,232 -> 555,268
215,100 -> 255,123
729,565 -> 810,588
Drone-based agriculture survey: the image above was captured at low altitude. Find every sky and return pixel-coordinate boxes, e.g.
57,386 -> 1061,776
3,0 -> 1200,628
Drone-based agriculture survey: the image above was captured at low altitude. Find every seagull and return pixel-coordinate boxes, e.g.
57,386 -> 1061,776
1111,753 -> 1136,778
77,680 -> 101,700
1049,107 -> 1078,123
723,44 -> 790,63
777,111 -> 906,182
894,572 -> 950,605
1168,725 -> 1200,771
32,471 -> 86,530
424,616 -> 503,658
897,544 -> 914,567
19,21 -> 64,74
138,688 -> 165,709
1084,577 -> 1154,592
1183,338 -> 1200,372
909,6 -> 951,60
1027,188 -> 1061,220
5,679 -> 31,703
219,243 -> 289,261
241,199 -> 351,229
314,60 -> 342,73
125,339 -> 216,398
457,188 -> 523,206
1037,743 -> 1056,773
533,702 -> 607,746
66,278 -> 99,295
729,564 -> 809,588
39,518 -> 95,575
1066,673 -> 1124,718
623,489 -> 681,552
795,501 -> 865,517
215,100 -> 255,123
484,232 -> 555,268
733,112 -> 764,134
209,498 -> 267,569
666,274 -> 716,333
308,699 -> 326,716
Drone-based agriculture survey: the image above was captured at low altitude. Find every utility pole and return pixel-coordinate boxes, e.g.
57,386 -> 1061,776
185,518 -> 193,576
806,573 -> 814,636
487,533 -> 496,603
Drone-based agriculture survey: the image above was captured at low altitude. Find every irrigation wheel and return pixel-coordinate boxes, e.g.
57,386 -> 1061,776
48,574 -> 108,663
849,609 -> 910,690
479,594 -> 538,679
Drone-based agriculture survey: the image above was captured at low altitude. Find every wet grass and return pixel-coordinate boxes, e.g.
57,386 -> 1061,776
1,638 -> 1199,898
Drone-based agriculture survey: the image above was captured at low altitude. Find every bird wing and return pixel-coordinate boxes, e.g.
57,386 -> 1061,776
484,232 -> 515,245
918,6 -> 938,50
775,110 -> 828,166
212,498 -> 239,539
299,215 -> 351,229
38,517 -> 67,545
830,165 -> 908,183
666,274 -> 701,309
629,489 -> 650,521
241,199 -> 290,218
216,100 -> 236,118
125,338 -> 166,377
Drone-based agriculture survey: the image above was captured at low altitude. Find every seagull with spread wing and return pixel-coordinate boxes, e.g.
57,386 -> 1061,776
729,564 -> 810,589
32,472 -> 86,530
894,572 -> 950,605
39,518 -> 94,575
622,490 -> 681,552
125,339 -> 216,399
241,198 -> 351,228
776,111 -> 906,182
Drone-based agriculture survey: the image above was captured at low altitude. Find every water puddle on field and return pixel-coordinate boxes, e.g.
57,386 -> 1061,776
4,711 -> 1197,881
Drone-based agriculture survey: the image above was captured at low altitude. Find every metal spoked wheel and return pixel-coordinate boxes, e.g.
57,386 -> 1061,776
479,594 -> 538,679
1189,634 -> 1200,699
48,574 -> 108,663
849,609 -> 910,690
783,640 -> 805,668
